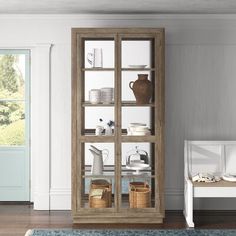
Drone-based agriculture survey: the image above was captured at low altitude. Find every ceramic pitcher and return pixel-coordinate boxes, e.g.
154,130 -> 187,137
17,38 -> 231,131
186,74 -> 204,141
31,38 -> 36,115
89,145 -> 109,175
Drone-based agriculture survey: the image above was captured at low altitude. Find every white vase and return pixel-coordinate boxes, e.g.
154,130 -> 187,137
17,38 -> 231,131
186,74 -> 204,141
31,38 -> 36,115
105,125 -> 112,136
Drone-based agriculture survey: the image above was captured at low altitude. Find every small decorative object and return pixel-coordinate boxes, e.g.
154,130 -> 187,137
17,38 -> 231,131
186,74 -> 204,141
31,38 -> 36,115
95,118 -> 104,136
126,146 -> 150,174
129,74 -> 152,104
87,48 -> 103,68
127,123 -> 150,136
105,120 -> 114,136
89,89 -> 101,104
192,173 -> 221,183
95,126 -> 103,135
222,174 -> 236,182
129,182 -> 151,208
100,87 -> 114,104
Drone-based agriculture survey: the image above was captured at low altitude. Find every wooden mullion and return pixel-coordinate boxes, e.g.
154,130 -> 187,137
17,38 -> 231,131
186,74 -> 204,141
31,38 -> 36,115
115,34 -> 122,212
76,34 -> 83,211
155,34 -> 160,212
71,29 -> 77,216
159,30 -> 165,216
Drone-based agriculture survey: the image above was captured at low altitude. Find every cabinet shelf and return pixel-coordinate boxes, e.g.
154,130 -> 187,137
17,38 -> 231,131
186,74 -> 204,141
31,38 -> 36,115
82,68 -> 114,71
80,135 -> 115,143
122,68 -> 155,71
82,101 -> 114,107
121,173 -> 155,178
82,101 -> 154,107
83,174 -> 115,178
122,101 -> 155,107
121,135 -> 156,142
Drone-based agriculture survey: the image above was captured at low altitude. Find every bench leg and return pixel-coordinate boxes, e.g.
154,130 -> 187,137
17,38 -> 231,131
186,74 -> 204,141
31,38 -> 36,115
183,179 -> 194,227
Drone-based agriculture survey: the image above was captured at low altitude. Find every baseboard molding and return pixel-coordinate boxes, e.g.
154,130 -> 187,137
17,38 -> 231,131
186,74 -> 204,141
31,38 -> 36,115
48,188 -> 236,210
50,188 -> 71,210
165,189 -> 184,210
33,191 -> 50,210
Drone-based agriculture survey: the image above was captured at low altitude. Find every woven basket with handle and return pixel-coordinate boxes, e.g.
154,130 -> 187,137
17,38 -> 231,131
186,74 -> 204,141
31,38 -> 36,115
129,181 -> 151,208
89,179 -> 112,208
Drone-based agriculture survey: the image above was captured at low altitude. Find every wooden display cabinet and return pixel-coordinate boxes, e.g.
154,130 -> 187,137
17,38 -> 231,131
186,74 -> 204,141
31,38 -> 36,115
72,28 -> 165,223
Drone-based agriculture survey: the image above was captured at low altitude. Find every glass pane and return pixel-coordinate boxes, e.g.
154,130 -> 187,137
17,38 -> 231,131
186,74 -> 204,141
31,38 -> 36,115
81,143 -> 115,208
84,143 -> 115,176
84,71 -> 114,103
122,40 -> 153,68
122,71 -> 153,101
121,142 -> 155,209
0,54 -> 26,99
0,101 -> 25,146
84,40 -> 114,68
122,107 -> 154,135
84,107 -> 114,136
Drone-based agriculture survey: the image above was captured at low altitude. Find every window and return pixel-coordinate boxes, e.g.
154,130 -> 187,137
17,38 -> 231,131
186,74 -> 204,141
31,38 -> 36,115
0,50 -> 30,146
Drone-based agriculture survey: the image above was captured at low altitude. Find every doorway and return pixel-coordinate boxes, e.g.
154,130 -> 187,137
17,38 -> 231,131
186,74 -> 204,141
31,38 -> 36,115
0,50 -> 30,201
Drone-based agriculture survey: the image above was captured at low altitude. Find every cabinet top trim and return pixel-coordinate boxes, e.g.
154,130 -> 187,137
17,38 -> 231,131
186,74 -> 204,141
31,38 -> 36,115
71,28 -> 165,34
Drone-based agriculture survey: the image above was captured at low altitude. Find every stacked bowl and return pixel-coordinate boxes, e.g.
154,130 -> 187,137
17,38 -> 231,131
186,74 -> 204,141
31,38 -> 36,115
127,123 -> 150,136
89,89 -> 101,104
100,87 -> 114,104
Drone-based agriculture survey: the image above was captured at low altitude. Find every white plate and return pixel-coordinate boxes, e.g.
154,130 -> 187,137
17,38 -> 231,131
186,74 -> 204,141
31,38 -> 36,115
129,123 -> 147,127
126,163 -> 150,174
128,65 -> 147,69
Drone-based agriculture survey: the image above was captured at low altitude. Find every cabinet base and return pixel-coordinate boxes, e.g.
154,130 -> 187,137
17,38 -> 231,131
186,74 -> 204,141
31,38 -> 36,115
73,214 -> 164,224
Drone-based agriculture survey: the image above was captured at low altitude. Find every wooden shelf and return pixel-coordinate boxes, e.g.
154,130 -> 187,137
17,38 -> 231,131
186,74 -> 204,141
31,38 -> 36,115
82,101 -> 154,107
121,173 -> 155,178
121,135 -> 156,142
80,135 -> 115,143
82,101 -> 114,107
122,68 -> 155,71
82,68 -> 114,71
83,174 -> 115,178
122,101 -> 155,107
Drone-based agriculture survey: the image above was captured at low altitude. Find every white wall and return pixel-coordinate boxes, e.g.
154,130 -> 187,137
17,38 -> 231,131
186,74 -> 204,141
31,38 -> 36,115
1,14 -> 236,210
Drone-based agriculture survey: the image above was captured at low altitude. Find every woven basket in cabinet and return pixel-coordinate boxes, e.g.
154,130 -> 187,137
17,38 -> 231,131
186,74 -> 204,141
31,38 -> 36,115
129,181 -> 151,208
89,179 -> 112,208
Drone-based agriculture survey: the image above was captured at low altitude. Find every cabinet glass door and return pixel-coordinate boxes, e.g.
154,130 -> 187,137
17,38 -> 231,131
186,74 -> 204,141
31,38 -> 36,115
120,37 -> 158,211
78,37 -> 116,210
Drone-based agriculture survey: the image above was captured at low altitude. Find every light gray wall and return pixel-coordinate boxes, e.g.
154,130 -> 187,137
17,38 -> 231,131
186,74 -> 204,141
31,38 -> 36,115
1,14 -> 236,210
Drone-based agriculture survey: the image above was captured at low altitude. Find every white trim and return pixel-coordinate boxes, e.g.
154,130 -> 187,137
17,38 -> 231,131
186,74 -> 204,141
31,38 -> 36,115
50,188 -> 71,210
194,187 -> 236,198
31,43 -> 52,209
185,140 -> 236,145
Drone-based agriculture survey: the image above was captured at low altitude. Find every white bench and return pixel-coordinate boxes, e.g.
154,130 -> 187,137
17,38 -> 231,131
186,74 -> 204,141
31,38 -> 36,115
184,140 -> 236,227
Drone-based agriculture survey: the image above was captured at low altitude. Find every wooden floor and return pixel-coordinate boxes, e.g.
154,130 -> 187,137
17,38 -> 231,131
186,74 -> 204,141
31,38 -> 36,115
0,204 -> 236,236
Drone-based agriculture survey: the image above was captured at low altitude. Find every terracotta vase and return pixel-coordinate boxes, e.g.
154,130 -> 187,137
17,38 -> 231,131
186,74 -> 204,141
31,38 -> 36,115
129,74 -> 152,104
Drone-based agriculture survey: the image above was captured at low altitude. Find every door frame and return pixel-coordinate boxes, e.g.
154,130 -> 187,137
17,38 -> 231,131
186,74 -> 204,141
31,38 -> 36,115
0,44 -> 52,208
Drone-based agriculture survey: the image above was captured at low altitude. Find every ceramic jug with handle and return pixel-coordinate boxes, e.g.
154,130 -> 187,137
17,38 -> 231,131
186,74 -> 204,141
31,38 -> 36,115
89,145 -> 109,175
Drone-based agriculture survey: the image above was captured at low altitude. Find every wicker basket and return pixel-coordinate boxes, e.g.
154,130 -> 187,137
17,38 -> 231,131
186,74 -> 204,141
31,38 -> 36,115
89,179 -> 112,208
129,182 -> 151,208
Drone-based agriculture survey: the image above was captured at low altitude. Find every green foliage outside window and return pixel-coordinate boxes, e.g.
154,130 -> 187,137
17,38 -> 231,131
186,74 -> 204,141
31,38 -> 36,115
0,54 -> 25,146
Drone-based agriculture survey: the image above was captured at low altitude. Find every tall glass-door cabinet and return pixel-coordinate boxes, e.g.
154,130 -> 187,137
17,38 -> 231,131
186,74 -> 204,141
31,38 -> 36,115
72,28 -> 165,223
